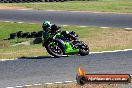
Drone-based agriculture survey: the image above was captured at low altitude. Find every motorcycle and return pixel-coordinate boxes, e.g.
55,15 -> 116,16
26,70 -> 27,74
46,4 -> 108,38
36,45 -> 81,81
42,29 -> 89,58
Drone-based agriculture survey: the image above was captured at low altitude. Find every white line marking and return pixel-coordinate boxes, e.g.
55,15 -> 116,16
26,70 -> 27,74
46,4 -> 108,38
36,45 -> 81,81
4,21 -> 11,22
46,10 -> 56,11
0,59 -> 15,61
90,49 -> 132,54
79,26 -> 87,27
33,83 -> 42,86
19,9 -> 31,11
6,87 -> 14,88
55,82 -> 63,84
16,86 -> 24,88
0,59 -> 6,61
3,20 -> 131,31
92,12 -> 102,13
125,28 -> 132,29
24,85 -> 32,87
45,83 -> 53,85
17,22 -> 23,23
64,81 -> 73,83
100,27 -> 110,29
1,21 -> 38,24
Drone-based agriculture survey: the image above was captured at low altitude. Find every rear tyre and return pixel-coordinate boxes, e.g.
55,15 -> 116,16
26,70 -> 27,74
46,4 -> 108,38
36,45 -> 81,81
45,40 -> 65,58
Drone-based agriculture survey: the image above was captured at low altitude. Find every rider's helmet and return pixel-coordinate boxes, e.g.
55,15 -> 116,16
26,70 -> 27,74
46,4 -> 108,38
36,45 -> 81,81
42,21 -> 51,31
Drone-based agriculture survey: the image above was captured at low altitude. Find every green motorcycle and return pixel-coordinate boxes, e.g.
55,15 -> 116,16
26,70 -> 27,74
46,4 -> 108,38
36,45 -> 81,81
42,28 -> 89,58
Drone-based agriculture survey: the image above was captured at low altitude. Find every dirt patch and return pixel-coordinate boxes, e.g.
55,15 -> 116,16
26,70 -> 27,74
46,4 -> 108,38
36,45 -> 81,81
81,29 -> 132,51
26,83 -> 124,88
12,40 -> 31,46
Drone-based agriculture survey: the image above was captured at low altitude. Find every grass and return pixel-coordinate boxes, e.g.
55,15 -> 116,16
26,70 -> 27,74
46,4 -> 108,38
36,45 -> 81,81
1,0 -> 132,13
0,22 -> 132,59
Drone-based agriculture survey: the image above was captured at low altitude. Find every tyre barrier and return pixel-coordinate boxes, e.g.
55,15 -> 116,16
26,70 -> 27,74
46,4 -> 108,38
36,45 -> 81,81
8,31 -> 43,40
0,0 -> 66,3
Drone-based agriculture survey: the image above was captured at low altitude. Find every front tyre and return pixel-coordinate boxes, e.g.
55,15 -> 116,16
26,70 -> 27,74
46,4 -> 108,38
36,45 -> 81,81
78,42 -> 89,56
45,40 -> 64,58
79,46 -> 89,56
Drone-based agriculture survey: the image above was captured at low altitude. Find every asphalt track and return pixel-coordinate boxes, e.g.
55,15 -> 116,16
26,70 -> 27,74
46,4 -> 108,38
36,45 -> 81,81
0,9 -> 132,28
0,50 -> 132,87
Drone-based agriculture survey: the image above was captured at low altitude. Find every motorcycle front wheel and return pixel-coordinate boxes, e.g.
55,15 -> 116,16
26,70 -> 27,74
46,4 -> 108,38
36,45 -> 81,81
79,47 -> 89,56
78,41 -> 90,56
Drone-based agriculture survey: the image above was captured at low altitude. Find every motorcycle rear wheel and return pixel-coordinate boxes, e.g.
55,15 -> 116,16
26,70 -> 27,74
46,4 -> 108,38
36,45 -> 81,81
45,40 -> 65,58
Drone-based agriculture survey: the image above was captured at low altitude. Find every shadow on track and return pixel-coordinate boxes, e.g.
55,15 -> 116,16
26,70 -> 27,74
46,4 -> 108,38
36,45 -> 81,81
18,56 -> 55,60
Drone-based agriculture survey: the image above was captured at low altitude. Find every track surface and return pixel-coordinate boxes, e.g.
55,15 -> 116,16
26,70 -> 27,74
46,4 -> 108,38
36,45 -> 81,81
0,9 -> 132,28
0,51 -> 132,87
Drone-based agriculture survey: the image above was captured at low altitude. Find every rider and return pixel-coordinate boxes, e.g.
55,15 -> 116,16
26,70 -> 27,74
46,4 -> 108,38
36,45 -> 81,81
42,20 -> 76,41
42,20 -> 79,54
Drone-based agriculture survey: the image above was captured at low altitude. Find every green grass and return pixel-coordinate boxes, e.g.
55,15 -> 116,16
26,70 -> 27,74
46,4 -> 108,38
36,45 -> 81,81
1,0 -> 132,13
0,22 -> 132,59
0,22 -> 41,39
